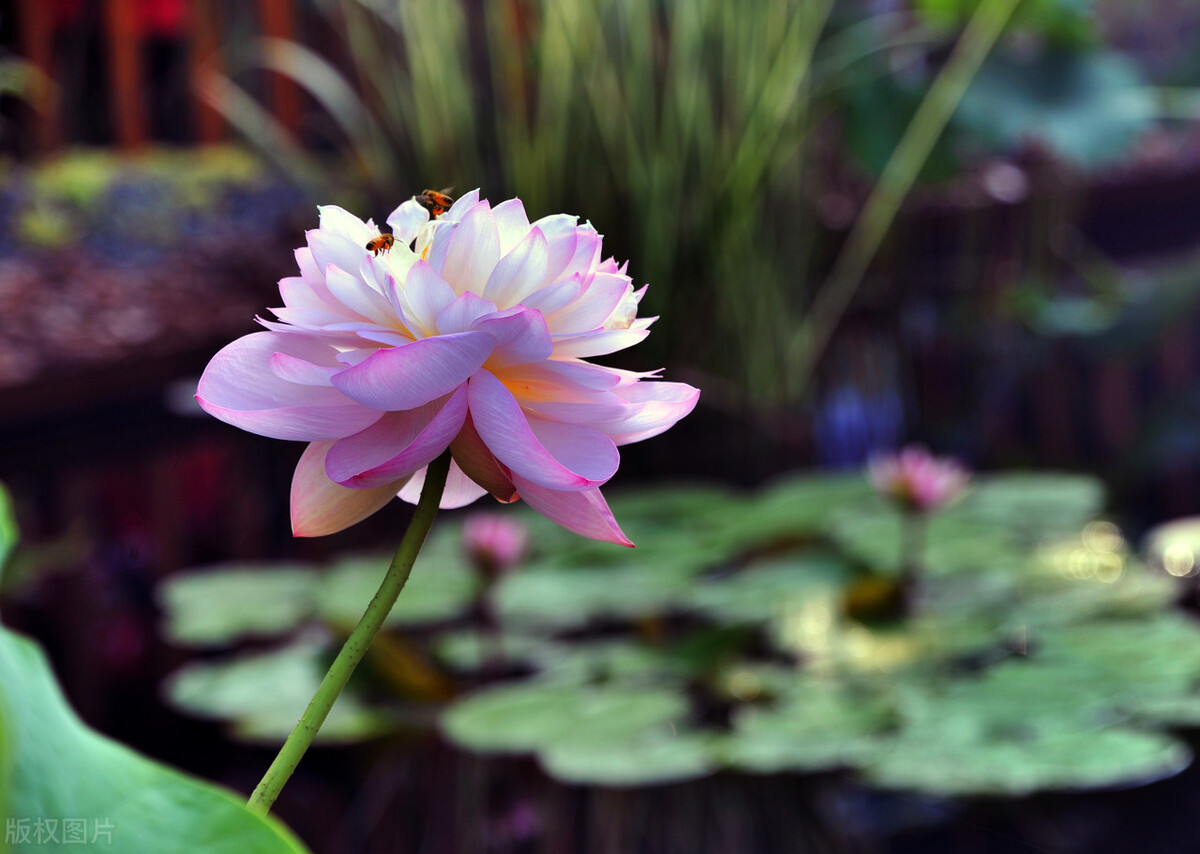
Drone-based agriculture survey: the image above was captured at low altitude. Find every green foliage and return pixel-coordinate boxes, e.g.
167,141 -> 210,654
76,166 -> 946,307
957,48 -> 1153,168
0,483 -> 16,582
164,638 -> 387,744
0,481 -> 308,851
0,625 -> 308,852
158,471 -> 1200,797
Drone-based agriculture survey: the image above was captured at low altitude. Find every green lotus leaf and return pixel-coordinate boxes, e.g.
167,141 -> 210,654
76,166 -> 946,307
688,555 -> 850,623
159,565 -> 319,647
493,562 -> 696,630
163,637 -> 386,744
317,550 -> 478,628
442,681 -> 689,756
953,472 -> 1105,541
0,625 -> 309,852
864,725 -> 1188,797
539,729 -> 715,787
721,675 -> 894,773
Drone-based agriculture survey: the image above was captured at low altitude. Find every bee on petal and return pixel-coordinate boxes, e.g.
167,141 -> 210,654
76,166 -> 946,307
365,233 -> 396,255
416,188 -> 454,218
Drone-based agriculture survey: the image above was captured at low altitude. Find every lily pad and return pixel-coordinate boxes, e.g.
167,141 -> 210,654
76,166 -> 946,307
540,730 -> 714,787
722,675 -> 894,773
864,725 -> 1188,797
493,562 -> 696,630
688,555 -> 850,623
164,637 -> 386,744
317,551 -> 478,629
443,681 -> 690,756
0,625 -> 308,852
159,565 -> 319,647
954,473 -> 1105,541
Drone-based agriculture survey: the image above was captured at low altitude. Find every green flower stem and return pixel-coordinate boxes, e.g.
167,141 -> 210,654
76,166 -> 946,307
246,450 -> 453,816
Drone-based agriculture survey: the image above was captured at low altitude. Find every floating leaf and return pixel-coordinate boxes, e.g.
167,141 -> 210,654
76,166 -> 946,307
688,555 -> 849,623
443,681 -> 689,758
494,562 -> 696,630
318,550 -> 477,629
164,637 -> 386,744
722,675 -> 893,773
159,565 -> 319,647
864,725 -> 1188,797
0,625 -> 308,852
956,473 -> 1105,539
540,730 -> 714,787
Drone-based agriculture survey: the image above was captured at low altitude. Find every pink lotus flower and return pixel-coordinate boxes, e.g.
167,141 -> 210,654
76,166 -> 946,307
196,191 -> 699,544
869,445 -> 969,513
462,513 -> 529,576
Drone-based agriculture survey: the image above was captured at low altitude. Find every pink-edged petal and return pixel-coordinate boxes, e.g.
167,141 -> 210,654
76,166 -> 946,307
269,305 -> 352,329
354,328 -> 413,347
533,214 -> 580,281
269,352 -> 340,386
387,198 -> 430,245
437,291 -> 498,335
553,226 -> 601,282
472,308 -> 552,368
318,205 -> 375,244
326,386 -> 468,487
551,326 -> 650,358
522,395 -> 628,425
291,440 -> 407,537
526,417 -> 619,481
324,264 -> 396,325
547,273 -> 631,332
423,220 -> 457,273
441,200 -> 500,296
295,246 -> 325,283
307,229 -> 368,285
467,370 -> 614,490
602,381 -> 700,445
401,260 -> 457,334
521,274 -> 583,317
443,189 -> 480,220
197,332 -> 382,441
491,197 -> 532,254
279,276 -> 335,312
511,475 -> 632,546
331,330 -> 493,410
450,414 -> 518,501
521,359 -> 624,392
483,226 -> 548,307
398,459 -> 490,509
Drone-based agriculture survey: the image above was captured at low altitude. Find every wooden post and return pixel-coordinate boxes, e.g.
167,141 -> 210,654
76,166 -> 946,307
256,0 -> 301,134
15,2 -> 61,152
104,0 -> 146,149
187,0 -> 225,143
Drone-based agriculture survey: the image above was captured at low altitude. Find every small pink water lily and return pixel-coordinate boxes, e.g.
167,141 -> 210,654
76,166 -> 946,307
462,513 -> 529,576
196,191 -> 699,544
869,445 -> 969,513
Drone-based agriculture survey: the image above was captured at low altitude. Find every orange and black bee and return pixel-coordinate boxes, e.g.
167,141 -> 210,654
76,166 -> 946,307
416,188 -> 454,217
365,233 -> 396,255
